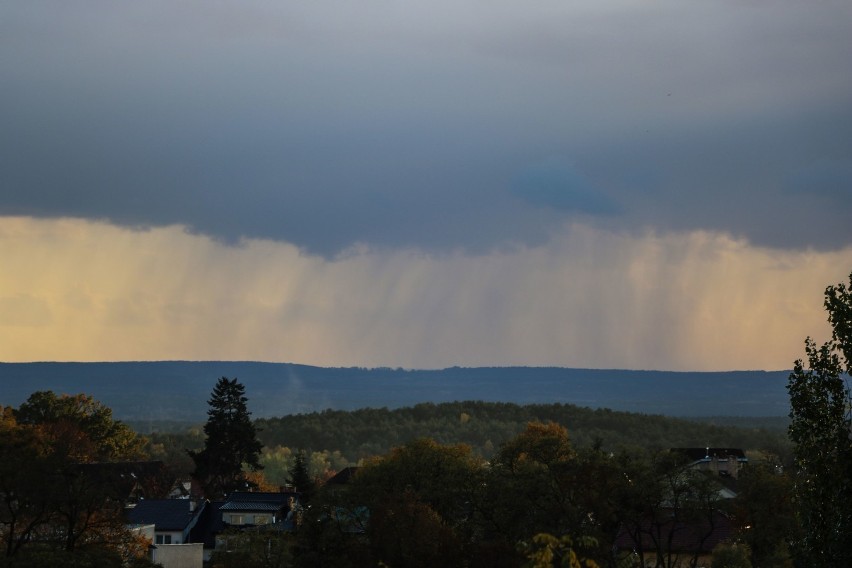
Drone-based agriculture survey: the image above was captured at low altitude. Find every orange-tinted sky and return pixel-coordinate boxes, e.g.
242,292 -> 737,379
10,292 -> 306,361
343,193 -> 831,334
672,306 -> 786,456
2,217 -> 849,370
2,1 -> 852,370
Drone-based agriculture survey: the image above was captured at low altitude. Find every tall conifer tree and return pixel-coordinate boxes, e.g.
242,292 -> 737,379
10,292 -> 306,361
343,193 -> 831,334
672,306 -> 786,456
190,377 -> 263,499
287,449 -> 315,501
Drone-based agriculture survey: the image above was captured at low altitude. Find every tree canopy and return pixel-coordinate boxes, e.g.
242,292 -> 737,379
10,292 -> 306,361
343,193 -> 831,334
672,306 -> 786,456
190,377 -> 264,498
1,392 -> 156,565
15,391 -> 144,462
296,423 -> 744,567
787,271 -> 852,566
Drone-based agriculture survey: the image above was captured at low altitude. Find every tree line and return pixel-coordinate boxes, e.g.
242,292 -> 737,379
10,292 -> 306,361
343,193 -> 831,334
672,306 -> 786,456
252,401 -> 791,470
146,401 -> 791,487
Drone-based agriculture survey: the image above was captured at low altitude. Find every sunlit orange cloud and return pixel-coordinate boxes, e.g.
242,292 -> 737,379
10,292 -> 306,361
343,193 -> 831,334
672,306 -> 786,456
1,216 -> 849,371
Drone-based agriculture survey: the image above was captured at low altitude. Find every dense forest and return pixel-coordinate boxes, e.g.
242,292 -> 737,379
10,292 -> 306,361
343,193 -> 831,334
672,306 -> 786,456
144,401 -> 791,488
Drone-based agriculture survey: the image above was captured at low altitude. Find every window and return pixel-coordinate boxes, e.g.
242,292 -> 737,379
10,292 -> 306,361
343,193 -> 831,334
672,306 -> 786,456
254,515 -> 270,525
155,534 -> 172,545
228,514 -> 244,525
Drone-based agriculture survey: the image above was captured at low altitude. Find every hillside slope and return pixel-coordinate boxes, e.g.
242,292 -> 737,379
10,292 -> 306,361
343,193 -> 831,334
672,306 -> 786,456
0,361 -> 790,420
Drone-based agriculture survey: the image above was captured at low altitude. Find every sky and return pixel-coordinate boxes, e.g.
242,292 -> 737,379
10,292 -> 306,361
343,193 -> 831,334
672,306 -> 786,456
1,0 -> 851,371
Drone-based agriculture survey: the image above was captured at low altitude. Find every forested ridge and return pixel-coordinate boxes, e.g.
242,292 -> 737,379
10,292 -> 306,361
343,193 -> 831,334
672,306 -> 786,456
254,401 -> 790,461
146,400 -> 791,486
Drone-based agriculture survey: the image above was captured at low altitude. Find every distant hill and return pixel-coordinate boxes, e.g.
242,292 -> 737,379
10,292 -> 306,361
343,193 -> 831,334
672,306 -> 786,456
0,361 -> 791,421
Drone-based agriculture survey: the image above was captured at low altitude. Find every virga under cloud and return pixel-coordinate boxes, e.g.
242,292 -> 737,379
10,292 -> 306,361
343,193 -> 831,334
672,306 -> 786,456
2,1 -> 851,370
1,217 -> 849,370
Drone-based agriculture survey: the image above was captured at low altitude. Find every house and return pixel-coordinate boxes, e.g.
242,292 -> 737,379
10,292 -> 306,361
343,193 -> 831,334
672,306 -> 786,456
188,490 -> 301,563
611,448 -> 746,565
125,499 -> 206,568
319,467 -> 368,533
125,499 -> 205,545
673,448 -> 748,479
187,499 -> 224,562
130,522 -> 204,568
323,466 -> 360,499
670,448 -> 748,500
218,491 -> 300,528
615,508 -> 733,567
167,479 -> 193,500
149,543 -> 204,568
326,466 -> 360,486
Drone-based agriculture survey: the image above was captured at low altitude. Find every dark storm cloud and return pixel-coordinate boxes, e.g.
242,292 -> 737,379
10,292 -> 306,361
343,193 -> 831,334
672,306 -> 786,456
512,161 -> 619,216
785,159 -> 852,201
2,0 -> 851,255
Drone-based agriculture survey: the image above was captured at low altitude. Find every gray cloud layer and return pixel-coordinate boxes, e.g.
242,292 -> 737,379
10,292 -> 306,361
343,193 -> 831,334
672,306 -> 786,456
2,0 -> 851,255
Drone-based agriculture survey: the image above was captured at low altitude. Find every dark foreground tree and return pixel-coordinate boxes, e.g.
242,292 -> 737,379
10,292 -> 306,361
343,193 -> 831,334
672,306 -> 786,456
730,461 -> 797,567
297,438 -> 484,568
787,271 -> 852,566
190,377 -> 263,499
1,393 -> 157,566
15,391 -> 145,462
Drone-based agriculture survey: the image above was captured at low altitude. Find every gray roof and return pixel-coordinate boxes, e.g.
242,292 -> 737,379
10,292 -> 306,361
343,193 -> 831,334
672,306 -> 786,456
218,491 -> 300,513
220,501 -> 281,512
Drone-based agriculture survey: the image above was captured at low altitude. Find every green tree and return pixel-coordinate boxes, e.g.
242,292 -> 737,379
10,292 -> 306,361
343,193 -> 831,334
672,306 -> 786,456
787,272 -> 852,566
288,450 -> 316,502
487,423 -> 583,550
190,377 -> 264,499
730,461 -> 796,567
305,438 -> 483,567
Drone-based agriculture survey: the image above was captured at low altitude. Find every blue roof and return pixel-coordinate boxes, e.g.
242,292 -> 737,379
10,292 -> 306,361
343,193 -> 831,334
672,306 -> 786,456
125,499 -> 200,531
